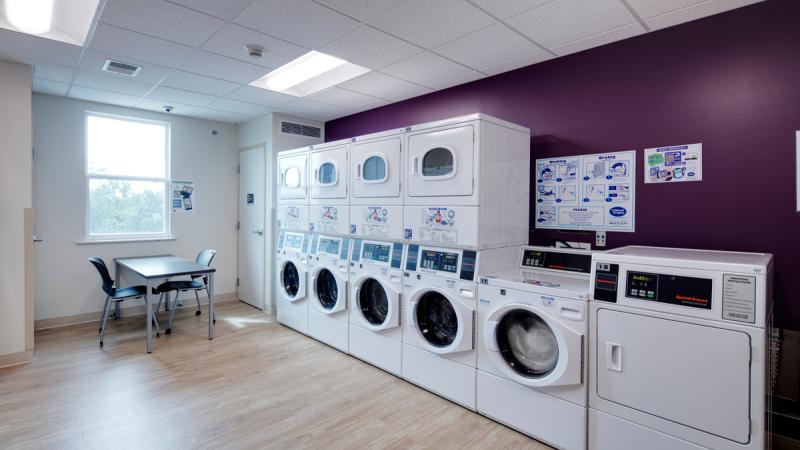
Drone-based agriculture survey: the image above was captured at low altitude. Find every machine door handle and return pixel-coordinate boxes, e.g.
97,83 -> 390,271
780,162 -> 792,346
606,342 -> 623,372
33,234 -> 43,242
253,229 -> 264,235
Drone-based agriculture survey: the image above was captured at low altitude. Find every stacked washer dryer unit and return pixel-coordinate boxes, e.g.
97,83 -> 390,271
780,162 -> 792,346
589,246 -> 773,450
306,139 -> 352,351
348,129 -> 407,375
478,246 -> 593,450
401,114 -> 530,410
276,146 -> 312,334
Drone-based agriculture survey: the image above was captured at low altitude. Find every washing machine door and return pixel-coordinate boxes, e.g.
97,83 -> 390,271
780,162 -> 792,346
278,258 -> 306,303
310,266 -> 347,314
407,124 -> 474,198
310,144 -> 348,200
484,303 -> 582,387
278,152 -> 308,200
409,288 -> 473,354
353,275 -> 400,330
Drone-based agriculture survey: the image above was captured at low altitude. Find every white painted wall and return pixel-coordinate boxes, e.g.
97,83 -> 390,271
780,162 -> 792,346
32,94 -> 239,321
0,60 -> 32,357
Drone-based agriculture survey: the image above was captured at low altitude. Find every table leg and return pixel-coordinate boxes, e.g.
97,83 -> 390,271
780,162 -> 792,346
146,280 -> 153,353
114,261 -> 122,320
208,272 -> 215,340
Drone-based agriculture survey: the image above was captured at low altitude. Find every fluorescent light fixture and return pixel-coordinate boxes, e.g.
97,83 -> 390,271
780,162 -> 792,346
250,51 -> 370,97
0,0 -> 102,46
6,0 -> 54,34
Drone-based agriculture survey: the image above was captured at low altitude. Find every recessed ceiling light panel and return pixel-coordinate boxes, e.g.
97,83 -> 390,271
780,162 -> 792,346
249,51 -> 370,97
6,0 -> 54,35
0,0 -> 102,46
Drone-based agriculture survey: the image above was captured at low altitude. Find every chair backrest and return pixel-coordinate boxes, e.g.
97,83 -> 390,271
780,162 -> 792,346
196,249 -> 217,267
89,257 -> 115,296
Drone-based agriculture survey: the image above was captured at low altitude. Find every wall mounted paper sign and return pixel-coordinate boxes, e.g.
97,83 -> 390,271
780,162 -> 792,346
171,180 -> 195,213
645,143 -> 703,184
247,193 -> 254,204
535,150 -> 636,232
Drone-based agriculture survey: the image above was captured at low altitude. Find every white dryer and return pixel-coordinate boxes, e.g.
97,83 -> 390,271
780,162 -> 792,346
309,139 -> 349,236
276,230 -> 310,334
402,244 -> 518,410
307,234 -> 350,352
349,129 -> 405,241
277,146 -> 310,232
588,246 -> 773,450
403,114 -> 530,249
478,246 -> 594,450
348,238 -> 405,376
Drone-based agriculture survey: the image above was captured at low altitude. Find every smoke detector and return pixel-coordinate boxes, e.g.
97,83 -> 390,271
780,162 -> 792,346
244,44 -> 265,59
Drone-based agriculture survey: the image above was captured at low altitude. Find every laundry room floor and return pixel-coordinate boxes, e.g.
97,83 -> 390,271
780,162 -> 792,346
0,302 -> 551,449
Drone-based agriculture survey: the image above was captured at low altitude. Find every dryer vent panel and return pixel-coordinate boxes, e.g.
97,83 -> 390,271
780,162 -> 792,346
102,60 -> 142,77
281,121 -> 322,139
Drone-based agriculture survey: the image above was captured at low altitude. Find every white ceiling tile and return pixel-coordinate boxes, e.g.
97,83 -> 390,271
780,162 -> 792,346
134,98 -> 199,115
381,52 -> 475,88
33,78 -> 70,96
551,23 -> 645,56
338,71 -> 433,100
101,0 -> 225,46
468,0 -> 553,20
624,0 -> 708,19
352,97 -> 391,112
480,50 -> 552,75
73,70 -> 154,96
226,86 -> 297,107
368,0 -> 495,48
29,62 -> 75,83
383,82 -> 435,102
68,86 -> 142,107
0,29 -> 82,67
89,23 -> 195,68
315,0 -> 408,22
506,0 -> 637,48
278,99 -> 352,121
191,108 -> 251,123
233,0 -> 359,49
79,50 -> 172,84
179,50 -> 269,84
167,0 -> 254,20
162,71 -> 241,97
645,0 -> 765,31
202,24 -> 308,69
428,70 -> 485,90
306,87 -> 381,110
148,86 -> 217,107
434,23 -> 542,71
319,25 -> 422,70
207,98 -> 271,116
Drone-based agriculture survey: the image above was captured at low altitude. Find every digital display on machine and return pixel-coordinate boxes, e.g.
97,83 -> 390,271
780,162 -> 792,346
363,243 -> 391,263
318,238 -> 340,256
626,271 -> 713,309
420,250 -> 459,273
522,249 -> 592,274
284,232 -> 303,250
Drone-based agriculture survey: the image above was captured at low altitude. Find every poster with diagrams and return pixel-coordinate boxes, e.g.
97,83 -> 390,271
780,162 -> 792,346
644,143 -> 703,184
535,150 -> 635,232
171,180 -> 195,213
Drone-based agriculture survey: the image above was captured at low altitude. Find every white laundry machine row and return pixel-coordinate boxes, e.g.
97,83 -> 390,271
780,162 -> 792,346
307,234 -> 351,352
401,244 -> 519,410
477,246 -> 594,450
277,146 -> 311,232
402,114 -> 530,250
309,139 -> 350,236
588,246 -> 773,450
348,238 -> 406,376
276,230 -> 311,334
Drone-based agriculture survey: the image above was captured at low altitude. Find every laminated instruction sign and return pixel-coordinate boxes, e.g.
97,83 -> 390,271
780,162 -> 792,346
644,143 -> 702,184
171,180 -> 195,213
535,150 -> 635,232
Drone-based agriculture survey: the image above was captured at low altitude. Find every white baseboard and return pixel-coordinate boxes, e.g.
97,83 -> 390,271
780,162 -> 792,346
0,349 -> 34,369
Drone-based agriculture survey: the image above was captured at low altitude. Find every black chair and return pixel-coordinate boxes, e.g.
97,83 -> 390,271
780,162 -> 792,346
153,249 -> 216,334
89,257 -> 161,347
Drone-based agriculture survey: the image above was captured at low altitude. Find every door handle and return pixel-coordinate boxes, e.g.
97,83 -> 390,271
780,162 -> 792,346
356,163 -> 362,180
606,342 -> 622,372
33,234 -> 43,243
412,157 -> 419,175
253,229 -> 264,235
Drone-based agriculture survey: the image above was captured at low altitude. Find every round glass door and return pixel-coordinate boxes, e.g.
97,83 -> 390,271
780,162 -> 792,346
359,278 -> 389,325
284,166 -> 301,188
315,268 -> 339,309
496,310 -> 559,378
422,148 -> 453,176
362,156 -> 387,182
318,162 -> 337,186
282,262 -> 300,298
416,291 -> 458,347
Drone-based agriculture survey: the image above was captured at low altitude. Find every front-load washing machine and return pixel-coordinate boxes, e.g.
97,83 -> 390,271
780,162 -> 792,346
589,246 -> 773,450
478,246 -> 594,450
307,234 -> 351,352
402,244 -> 518,410
348,238 -> 405,375
276,230 -> 310,334
403,114 -> 530,249
277,146 -> 310,232
349,129 -> 405,241
309,139 -> 349,236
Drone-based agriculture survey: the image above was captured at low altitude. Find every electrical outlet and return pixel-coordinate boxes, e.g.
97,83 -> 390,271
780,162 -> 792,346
595,231 -> 607,247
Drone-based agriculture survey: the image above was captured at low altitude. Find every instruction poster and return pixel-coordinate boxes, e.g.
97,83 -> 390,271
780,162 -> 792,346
171,180 -> 195,213
645,143 -> 702,184
535,150 -> 635,232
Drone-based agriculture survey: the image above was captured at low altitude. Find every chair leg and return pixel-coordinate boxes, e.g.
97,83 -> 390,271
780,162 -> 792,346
149,298 -> 161,338
166,291 -> 180,334
99,299 -> 113,347
194,290 -> 202,316
99,296 -> 110,333
156,292 -> 164,315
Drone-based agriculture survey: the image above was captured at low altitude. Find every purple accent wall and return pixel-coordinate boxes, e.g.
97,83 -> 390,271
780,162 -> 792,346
325,0 -> 800,329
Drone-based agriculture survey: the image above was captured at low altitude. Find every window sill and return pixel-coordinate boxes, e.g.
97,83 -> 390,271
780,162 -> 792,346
76,236 -> 176,245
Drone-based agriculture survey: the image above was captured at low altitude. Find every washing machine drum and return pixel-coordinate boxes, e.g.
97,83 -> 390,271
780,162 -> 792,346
359,278 -> 389,325
416,291 -> 459,347
496,310 -> 559,377
282,262 -> 300,298
315,269 -> 339,309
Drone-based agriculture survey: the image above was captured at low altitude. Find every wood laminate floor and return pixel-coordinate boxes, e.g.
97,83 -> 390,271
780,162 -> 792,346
0,302 -> 552,450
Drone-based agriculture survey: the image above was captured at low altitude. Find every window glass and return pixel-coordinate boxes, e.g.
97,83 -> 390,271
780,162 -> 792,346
87,115 -> 167,178
422,148 -> 453,176
319,162 -> 337,185
284,166 -> 301,188
363,156 -> 386,181
88,179 -> 166,235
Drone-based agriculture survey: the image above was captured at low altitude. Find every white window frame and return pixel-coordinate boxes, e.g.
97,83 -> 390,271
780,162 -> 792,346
84,111 -> 172,241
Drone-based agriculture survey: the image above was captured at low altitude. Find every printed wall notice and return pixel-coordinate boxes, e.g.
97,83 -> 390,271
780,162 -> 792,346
644,143 -> 702,184
535,150 -> 635,232
171,180 -> 195,213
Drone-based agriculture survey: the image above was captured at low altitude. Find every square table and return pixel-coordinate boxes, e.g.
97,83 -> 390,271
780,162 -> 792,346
114,255 -> 216,353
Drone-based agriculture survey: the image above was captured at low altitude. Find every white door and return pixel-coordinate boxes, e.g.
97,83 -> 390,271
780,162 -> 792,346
407,124 -> 475,197
278,151 -> 308,200
351,136 -> 401,199
310,144 -> 348,199
239,147 -> 266,309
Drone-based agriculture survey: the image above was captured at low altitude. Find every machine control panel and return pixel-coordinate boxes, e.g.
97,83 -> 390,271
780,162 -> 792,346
420,250 -> 459,273
284,231 -> 305,251
355,240 -> 403,269
626,271 -> 712,310
593,262 -> 619,302
404,246 -> 477,281
363,242 -> 391,262
522,249 -> 592,274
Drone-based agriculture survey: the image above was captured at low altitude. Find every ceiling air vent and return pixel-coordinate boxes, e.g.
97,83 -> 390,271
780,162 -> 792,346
281,121 -> 321,139
102,59 -> 142,77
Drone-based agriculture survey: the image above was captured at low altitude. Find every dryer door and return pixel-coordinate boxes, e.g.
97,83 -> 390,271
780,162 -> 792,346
279,259 -> 306,303
311,144 -> 348,199
354,275 -> 400,330
352,136 -> 401,199
407,124 -> 474,197
310,266 -> 347,314
278,152 -> 308,200
409,288 -> 473,354
484,303 -> 583,387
